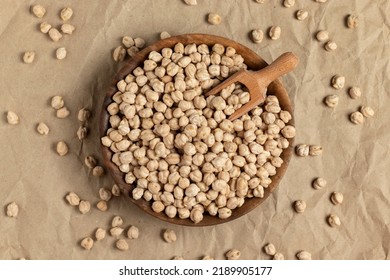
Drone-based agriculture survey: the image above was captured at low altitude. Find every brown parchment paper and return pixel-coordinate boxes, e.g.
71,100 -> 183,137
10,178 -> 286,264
1,0 -> 389,260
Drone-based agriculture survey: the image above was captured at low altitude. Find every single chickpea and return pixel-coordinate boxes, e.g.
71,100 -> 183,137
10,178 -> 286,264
316,30 -> 329,42
327,214 -> 341,227
350,111 -> 364,125
294,200 -> 307,213
269,26 -> 281,40
325,40 -> 337,51
251,29 -> 264,44
207,13 -> 222,25
349,87 -> 361,99
330,192 -> 343,205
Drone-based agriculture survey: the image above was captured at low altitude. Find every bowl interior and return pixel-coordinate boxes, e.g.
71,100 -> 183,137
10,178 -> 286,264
100,33 -> 294,226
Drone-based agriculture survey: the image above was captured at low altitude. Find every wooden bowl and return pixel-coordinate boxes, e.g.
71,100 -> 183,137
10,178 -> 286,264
100,33 -> 294,226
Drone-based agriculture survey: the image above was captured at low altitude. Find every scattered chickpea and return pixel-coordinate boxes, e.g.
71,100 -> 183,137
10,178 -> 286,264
111,216 -> 123,227
60,7 -> 73,21
347,15 -> 358,28
312,177 -> 327,190
65,192 -> 80,206
294,200 -> 306,213
78,108 -> 91,122
264,243 -> 276,256
324,95 -> 339,108
56,141 -> 69,156
113,46 -> 126,62
296,10 -> 308,21
48,28 -> 63,42
283,0 -> 295,8
208,13 -> 222,25
78,200 -> 91,214
184,0 -> 197,5
295,144 -> 309,157
110,227 -> 124,237
61,24 -> 75,35
95,228 -> 106,241
331,75 -> 345,89
360,106 -> 375,118
80,237 -> 94,250
350,111 -> 364,125
127,46 -> 140,57
296,250 -> 311,260
316,30 -> 329,42
40,22 -> 52,33
273,252 -> 284,260
116,239 -> 129,251
163,229 -> 177,243
325,40 -> 337,51
31,5 -> 46,18
99,188 -> 112,201
51,96 -> 64,110
160,31 -> 171,40
96,200 -> 108,212
36,122 -> 49,135
122,36 -> 134,48
330,192 -> 343,205
6,202 -> 19,217
84,155 -> 97,169
92,166 -> 105,177
134,37 -> 145,48
6,111 -> 19,125
251,29 -> 264,44
56,47 -> 67,60
327,214 -> 341,227
309,145 -> 322,156
269,26 -> 281,40
56,107 -> 70,118
225,249 -> 241,260
112,184 -> 121,196
23,51 -> 35,64
127,226 -> 140,239
348,87 -> 361,99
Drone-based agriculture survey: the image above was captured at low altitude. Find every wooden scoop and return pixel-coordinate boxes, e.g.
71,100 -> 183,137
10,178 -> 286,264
206,52 -> 299,121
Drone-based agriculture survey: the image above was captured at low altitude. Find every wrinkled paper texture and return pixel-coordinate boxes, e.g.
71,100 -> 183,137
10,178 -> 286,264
0,0 -> 389,259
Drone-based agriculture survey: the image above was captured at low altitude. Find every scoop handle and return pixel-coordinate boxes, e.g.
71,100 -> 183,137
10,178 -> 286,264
255,52 -> 299,86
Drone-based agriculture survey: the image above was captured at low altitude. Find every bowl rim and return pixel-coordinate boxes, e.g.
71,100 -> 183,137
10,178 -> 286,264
100,33 -> 294,227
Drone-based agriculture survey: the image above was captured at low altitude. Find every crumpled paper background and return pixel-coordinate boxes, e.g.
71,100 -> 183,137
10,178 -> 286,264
1,0 -> 389,260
